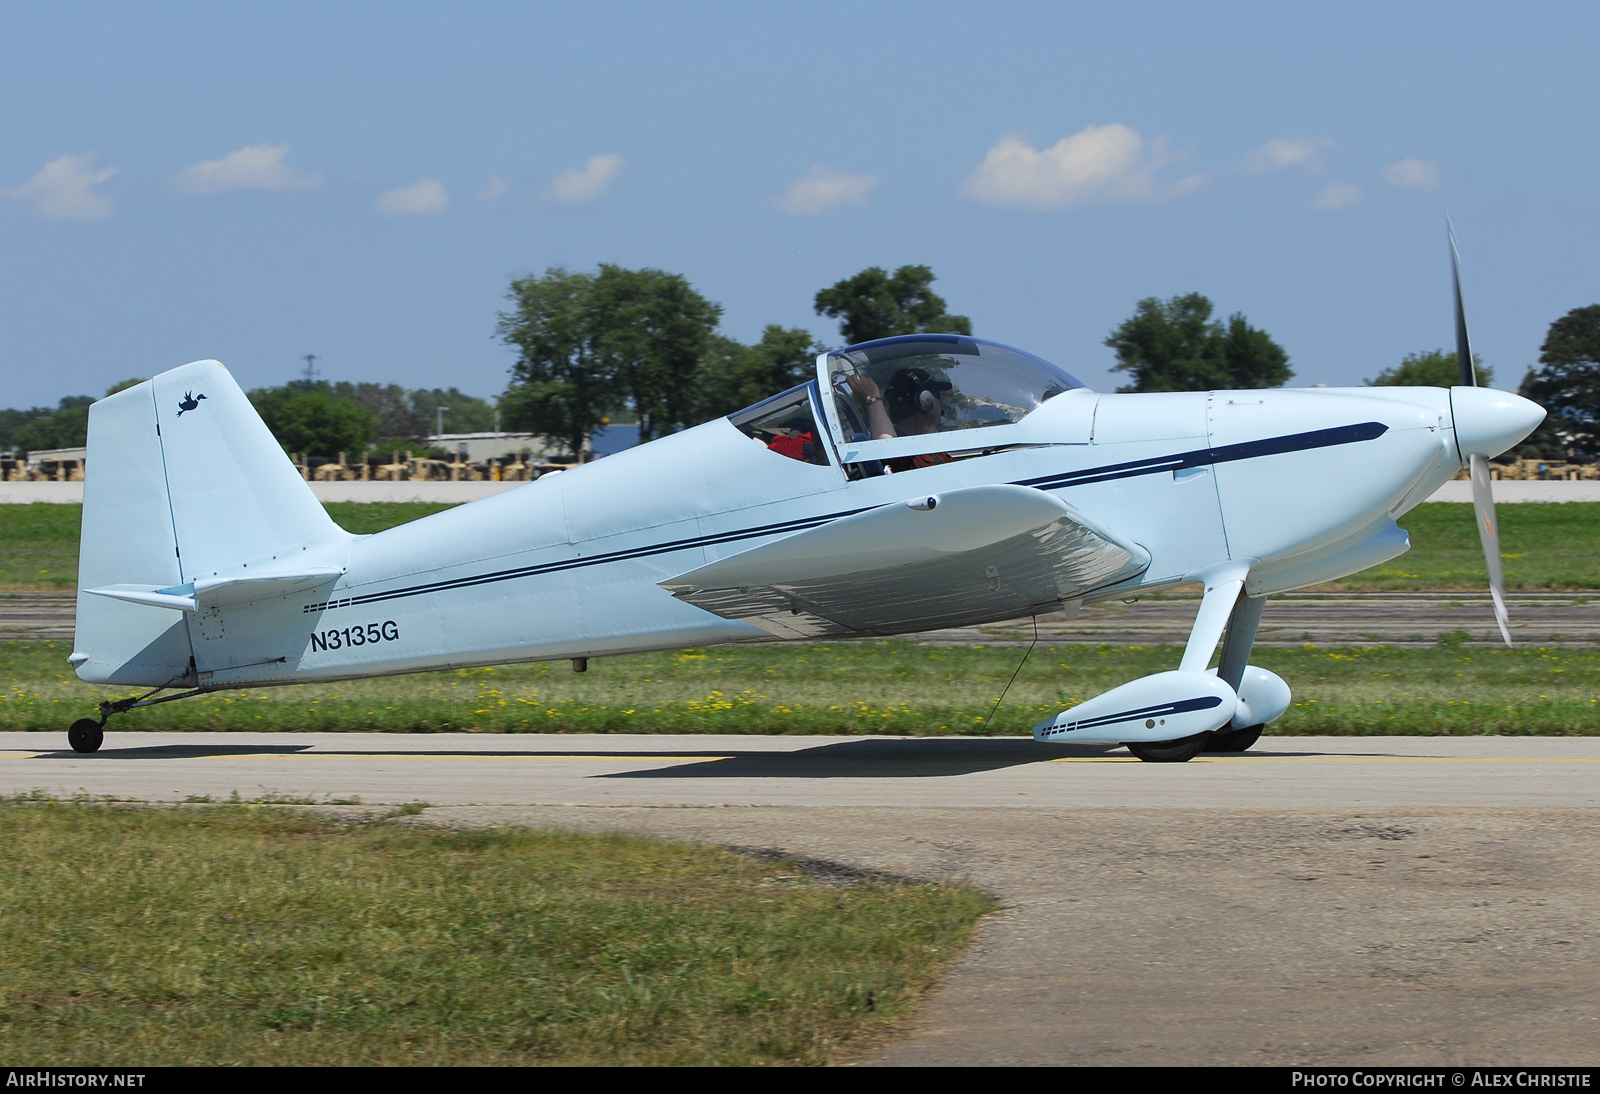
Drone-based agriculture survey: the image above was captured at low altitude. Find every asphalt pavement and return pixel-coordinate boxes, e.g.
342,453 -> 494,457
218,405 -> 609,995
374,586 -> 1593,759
3,731 -> 1597,1066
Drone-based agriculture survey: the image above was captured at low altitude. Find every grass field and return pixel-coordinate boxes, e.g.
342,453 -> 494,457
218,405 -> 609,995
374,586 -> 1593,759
3,500 -> 1598,592
6,636 -> 1597,737
1352,502 -> 1600,590
0,801 -> 990,1065
0,502 -> 458,590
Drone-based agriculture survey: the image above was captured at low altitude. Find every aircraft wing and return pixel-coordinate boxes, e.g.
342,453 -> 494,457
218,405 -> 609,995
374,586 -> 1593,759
659,484 -> 1149,638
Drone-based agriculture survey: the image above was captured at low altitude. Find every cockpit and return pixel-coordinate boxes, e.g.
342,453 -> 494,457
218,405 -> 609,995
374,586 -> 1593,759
826,334 -> 1084,439
728,334 -> 1085,472
727,382 -> 831,465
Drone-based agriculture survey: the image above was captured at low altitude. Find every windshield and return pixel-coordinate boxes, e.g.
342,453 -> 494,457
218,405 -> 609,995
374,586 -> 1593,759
825,335 -> 1083,442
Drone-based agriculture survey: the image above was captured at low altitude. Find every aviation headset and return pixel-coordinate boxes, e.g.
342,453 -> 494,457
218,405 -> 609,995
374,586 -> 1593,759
884,367 -> 953,421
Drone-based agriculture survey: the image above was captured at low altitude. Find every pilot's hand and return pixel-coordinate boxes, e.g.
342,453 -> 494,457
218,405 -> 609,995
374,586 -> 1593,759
847,374 -> 884,403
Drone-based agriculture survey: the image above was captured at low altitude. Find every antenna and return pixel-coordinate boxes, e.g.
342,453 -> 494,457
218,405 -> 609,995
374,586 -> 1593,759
301,353 -> 321,382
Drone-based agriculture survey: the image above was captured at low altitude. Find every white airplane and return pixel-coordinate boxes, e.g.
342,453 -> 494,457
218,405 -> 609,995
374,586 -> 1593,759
65,249 -> 1545,761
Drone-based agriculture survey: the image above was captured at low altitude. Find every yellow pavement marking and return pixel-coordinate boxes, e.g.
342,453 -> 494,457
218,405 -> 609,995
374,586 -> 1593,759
1,752 -> 729,761
6,750 -> 1597,765
1062,754 -> 1600,764
275,753 -> 731,762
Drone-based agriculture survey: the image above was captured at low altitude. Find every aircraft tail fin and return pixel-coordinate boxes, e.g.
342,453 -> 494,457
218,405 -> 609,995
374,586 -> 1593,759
73,361 -> 346,685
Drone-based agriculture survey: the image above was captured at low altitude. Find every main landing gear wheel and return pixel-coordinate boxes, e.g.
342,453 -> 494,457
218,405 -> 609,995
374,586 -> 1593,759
1124,733 -> 1211,763
1206,723 -> 1264,753
68,718 -> 104,754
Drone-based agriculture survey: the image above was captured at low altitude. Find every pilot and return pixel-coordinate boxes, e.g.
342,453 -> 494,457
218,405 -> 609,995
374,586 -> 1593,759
846,367 -> 953,472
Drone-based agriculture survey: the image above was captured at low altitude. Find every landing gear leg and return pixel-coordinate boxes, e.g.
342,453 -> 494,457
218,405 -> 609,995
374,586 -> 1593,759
1119,572 -> 1250,763
1204,592 -> 1269,754
68,695 -> 125,753
68,689 -> 186,754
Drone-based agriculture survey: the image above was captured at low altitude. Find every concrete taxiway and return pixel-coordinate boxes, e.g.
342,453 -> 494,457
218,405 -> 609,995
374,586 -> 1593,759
3,732 -> 1598,809
3,731 -> 1598,1065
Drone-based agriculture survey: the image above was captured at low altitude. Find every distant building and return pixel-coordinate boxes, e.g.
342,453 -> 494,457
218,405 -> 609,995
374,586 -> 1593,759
424,432 -> 577,462
426,425 -> 642,462
25,445 -> 87,468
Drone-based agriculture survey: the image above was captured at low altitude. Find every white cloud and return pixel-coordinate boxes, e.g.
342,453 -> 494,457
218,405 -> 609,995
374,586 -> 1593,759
1245,137 -> 1332,173
1312,181 -> 1363,210
775,165 -> 879,215
961,125 -> 1199,210
547,154 -> 624,203
176,144 -> 320,194
477,174 -> 510,203
4,154 -> 116,221
375,179 -> 449,216
1382,157 -> 1441,191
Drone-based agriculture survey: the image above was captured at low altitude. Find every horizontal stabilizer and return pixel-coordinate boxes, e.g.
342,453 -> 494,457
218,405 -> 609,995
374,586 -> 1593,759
662,484 -> 1148,636
83,585 -> 200,613
86,567 -> 345,614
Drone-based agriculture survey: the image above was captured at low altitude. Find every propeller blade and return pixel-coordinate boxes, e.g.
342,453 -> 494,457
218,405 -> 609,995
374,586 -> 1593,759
1449,220 -> 1478,387
1470,452 -> 1512,646
1452,224 -> 1508,643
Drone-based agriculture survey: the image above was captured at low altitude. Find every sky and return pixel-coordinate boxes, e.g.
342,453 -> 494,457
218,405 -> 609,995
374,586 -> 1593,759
2,1 -> 1598,409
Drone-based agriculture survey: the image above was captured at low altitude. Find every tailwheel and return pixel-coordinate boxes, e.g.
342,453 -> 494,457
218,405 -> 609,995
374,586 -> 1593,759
1206,724 -> 1264,753
68,718 -> 105,754
1124,733 -> 1211,763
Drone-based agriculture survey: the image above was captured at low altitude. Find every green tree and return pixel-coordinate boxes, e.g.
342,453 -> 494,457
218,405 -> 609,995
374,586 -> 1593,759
105,378 -> 145,396
498,265 -> 723,453
0,408 -> 47,454
9,396 -> 93,454
1367,349 -> 1492,388
247,385 -> 379,460
319,382 -> 428,444
408,387 -> 495,436
498,267 -> 616,460
1518,304 -> 1600,460
692,325 -> 821,421
589,265 -> 722,442
813,265 -> 971,345
1106,293 -> 1292,392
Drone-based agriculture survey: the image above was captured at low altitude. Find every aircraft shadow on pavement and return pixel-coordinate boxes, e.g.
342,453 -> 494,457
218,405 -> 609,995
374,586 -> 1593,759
33,743 -> 320,760
599,737 -> 1123,779
33,745 -> 749,761
28,740 -> 1403,768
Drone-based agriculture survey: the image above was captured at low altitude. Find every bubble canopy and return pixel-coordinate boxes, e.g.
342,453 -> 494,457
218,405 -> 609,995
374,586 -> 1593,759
825,335 -> 1085,438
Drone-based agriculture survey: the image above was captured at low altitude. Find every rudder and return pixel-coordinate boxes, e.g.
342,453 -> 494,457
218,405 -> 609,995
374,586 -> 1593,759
72,378 -> 192,685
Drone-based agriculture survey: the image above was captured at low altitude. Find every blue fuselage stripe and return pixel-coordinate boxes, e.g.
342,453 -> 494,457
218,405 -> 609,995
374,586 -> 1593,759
1014,421 -> 1388,492
304,421 -> 1389,613
1049,694 -> 1224,733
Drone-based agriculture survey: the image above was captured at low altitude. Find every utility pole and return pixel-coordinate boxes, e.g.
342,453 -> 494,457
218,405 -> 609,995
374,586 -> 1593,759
301,353 -> 320,382
436,405 -> 449,439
